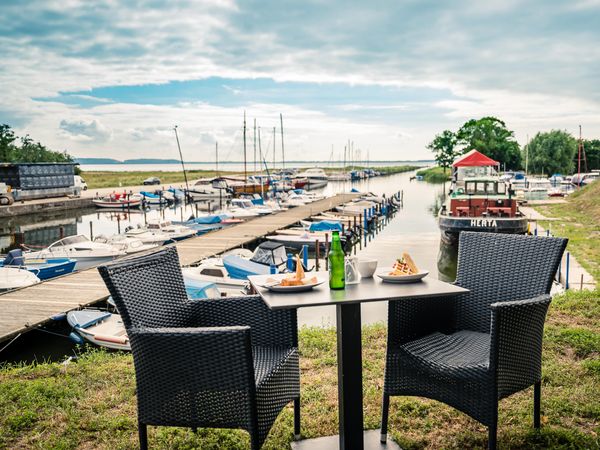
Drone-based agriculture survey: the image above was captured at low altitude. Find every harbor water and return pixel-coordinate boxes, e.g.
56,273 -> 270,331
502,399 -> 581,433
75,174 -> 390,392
0,171 -> 453,363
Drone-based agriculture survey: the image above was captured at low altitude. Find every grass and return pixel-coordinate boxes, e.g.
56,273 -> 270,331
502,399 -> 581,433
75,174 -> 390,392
535,180 -> 600,281
81,170 -> 236,189
1,291 -> 599,449
416,166 -> 452,183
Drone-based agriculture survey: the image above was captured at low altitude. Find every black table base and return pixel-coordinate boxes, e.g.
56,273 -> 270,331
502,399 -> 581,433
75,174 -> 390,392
291,430 -> 401,450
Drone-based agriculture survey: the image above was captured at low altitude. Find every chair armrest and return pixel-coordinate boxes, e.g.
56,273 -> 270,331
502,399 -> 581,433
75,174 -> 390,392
489,295 -> 551,398
129,326 -> 255,392
186,295 -> 298,347
387,294 -> 458,347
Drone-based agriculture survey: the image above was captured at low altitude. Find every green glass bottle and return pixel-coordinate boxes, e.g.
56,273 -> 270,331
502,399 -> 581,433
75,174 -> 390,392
328,231 -> 345,290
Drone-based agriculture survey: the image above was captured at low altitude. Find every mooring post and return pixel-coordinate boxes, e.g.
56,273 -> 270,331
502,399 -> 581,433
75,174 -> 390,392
59,226 -> 64,239
315,240 -> 320,271
117,216 -> 121,234
580,273 -> 584,290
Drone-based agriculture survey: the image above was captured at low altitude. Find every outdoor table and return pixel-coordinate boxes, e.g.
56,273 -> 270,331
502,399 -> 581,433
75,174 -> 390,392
249,271 -> 469,450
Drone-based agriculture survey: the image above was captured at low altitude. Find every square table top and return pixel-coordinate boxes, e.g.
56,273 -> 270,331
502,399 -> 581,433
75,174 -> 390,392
248,271 -> 469,310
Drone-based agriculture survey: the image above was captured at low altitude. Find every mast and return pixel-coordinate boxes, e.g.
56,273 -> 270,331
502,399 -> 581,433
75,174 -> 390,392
253,118 -> 257,175
173,125 -> 190,198
280,113 -> 285,170
273,126 -> 276,170
258,126 -> 264,196
243,111 -> 247,181
525,134 -> 529,176
215,141 -> 219,178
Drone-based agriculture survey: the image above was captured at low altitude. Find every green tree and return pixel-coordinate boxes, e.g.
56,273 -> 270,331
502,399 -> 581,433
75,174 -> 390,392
456,117 -> 522,170
0,124 -> 18,161
0,124 -> 74,164
582,139 -> 600,171
524,130 -> 577,175
427,130 -> 457,172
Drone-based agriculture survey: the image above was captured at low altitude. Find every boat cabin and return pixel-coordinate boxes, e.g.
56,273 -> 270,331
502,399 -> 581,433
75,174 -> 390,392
449,178 -> 517,218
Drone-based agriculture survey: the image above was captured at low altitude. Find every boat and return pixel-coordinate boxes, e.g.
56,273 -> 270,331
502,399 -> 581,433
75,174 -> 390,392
438,150 -> 528,245
295,168 -> 329,189
524,178 -> 552,201
222,242 -> 288,280
67,309 -> 130,351
139,191 -> 170,205
145,220 -> 196,241
124,225 -> 172,245
0,266 -> 41,291
93,235 -> 159,254
328,172 -> 351,181
265,232 -> 341,251
175,214 -> 242,234
0,249 -> 76,280
186,184 -> 230,201
335,200 -> 378,216
181,262 -> 249,291
24,235 -> 125,271
92,192 -> 143,209
166,187 -> 186,202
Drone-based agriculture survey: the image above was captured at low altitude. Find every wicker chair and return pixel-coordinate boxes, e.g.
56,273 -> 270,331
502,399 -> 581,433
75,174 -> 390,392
98,247 -> 300,450
380,232 -> 567,449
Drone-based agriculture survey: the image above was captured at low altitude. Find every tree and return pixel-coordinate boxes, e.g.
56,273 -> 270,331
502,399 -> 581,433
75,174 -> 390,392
523,130 -> 577,176
582,139 -> 600,171
427,130 -> 457,172
455,117 -> 522,170
0,124 -> 74,164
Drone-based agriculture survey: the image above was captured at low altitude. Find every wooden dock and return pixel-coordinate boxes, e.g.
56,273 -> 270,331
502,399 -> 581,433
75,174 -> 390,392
0,193 -> 356,344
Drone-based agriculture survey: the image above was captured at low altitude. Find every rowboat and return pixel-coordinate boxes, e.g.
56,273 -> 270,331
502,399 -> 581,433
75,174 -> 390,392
92,193 -> 143,208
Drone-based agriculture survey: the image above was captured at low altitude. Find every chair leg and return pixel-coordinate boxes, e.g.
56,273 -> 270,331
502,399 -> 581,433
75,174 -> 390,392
139,422 -> 148,450
293,397 -> 301,440
250,432 -> 261,450
488,422 -> 497,450
534,381 -> 541,429
380,393 -> 390,443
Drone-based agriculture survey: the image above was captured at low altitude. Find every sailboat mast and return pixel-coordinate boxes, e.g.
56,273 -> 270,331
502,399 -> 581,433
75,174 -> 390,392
243,111 -> 247,181
173,125 -> 190,197
258,126 -> 264,196
280,113 -> 285,170
273,126 -> 276,170
253,118 -> 257,175
215,141 -> 219,177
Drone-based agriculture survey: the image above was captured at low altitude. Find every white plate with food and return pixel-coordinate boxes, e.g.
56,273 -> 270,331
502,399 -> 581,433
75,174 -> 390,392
376,253 -> 428,283
260,256 -> 325,292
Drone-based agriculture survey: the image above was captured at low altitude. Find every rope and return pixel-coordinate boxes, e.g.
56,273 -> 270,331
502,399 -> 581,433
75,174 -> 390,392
0,333 -> 22,354
32,327 -> 72,339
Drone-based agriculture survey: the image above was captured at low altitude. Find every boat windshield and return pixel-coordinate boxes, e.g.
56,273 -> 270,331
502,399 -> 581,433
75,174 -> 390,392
58,235 -> 88,246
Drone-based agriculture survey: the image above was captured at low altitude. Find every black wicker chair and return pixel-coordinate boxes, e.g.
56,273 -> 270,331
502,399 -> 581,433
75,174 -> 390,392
380,232 -> 567,449
98,247 -> 301,450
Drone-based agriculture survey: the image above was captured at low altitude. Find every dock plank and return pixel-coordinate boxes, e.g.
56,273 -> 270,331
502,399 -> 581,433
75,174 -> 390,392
0,193 -> 355,343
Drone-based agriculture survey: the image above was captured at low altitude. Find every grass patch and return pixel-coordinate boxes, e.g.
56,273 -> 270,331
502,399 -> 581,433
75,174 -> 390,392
536,180 -> 600,281
416,166 -> 451,183
81,170 -> 236,190
1,295 -> 599,449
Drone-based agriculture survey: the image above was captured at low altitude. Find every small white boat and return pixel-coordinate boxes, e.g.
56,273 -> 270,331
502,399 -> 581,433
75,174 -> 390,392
93,235 -> 159,254
92,193 -> 143,209
187,185 -> 231,201
124,226 -> 172,245
295,168 -> 329,189
25,235 -> 125,271
0,267 -> 41,291
146,220 -> 197,241
335,200 -> 377,216
265,232 -> 333,250
67,309 -> 130,351
182,263 -> 248,291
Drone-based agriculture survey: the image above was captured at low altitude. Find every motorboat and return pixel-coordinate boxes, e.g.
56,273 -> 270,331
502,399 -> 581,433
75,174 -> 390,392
24,235 -> 125,271
166,187 -> 186,202
124,225 -> 172,245
265,232 -> 335,251
146,220 -> 197,241
92,192 -> 143,209
67,309 -> 130,351
524,178 -> 552,201
335,200 -> 378,216
139,191 -> 169,205
231,198 -> 274,215
182,263 -> 248,291
328,172 -> 351,181
295,168 -> 329,189
93,235 -> 159,255
0,249 -> 76,280
175,214 -> 242,234
0,266 -> 41,291
222,242 -> 288,280
186,184 -> 230,201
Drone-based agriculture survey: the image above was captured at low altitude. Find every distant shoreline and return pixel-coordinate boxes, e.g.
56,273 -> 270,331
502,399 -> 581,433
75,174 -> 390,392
76,158 -> 434,165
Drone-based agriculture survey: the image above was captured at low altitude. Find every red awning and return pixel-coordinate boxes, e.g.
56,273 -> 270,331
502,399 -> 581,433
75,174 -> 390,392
452,149 -> 499,167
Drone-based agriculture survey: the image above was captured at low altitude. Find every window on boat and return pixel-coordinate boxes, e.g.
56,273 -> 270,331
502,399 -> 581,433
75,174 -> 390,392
476,182 -> 486,194
486,182 -> 496,194
200,268 -> 224,277
466,182 -> 476,194
148,224 -> 160,230
497,183 -> 506,194
61,235 -> 88,245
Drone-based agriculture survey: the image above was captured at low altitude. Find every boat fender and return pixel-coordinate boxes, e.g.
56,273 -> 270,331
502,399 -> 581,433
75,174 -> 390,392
69,331 -> 85,345
51,312 -> 67,321
95,334 -> 129,344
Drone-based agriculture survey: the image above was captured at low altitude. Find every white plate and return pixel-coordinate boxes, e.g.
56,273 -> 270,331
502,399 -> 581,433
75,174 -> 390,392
376,269 -> 429,283
260,276 -> 325,293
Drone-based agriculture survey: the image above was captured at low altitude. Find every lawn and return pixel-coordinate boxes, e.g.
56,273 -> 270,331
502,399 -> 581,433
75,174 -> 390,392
80,170 -> 235,190
416,166 -> 452,183
535,181 -> 600,281
1,289 -> 598,449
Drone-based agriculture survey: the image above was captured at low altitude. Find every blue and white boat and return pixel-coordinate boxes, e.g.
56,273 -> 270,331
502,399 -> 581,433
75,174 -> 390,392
0,249 -> 77,280
140,191 -> 169,205
222,241 -> 287,279
167,187 -> 186,201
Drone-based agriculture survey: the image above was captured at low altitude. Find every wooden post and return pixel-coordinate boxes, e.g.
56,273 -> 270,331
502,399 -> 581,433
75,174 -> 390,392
117,216 -> 121,234
88,222 -> 93,240
315,240 -> 320,271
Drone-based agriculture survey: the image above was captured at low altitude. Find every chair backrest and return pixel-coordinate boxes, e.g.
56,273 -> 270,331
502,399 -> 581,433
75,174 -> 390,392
454,232 -> 567,332
98,247 -> 190,329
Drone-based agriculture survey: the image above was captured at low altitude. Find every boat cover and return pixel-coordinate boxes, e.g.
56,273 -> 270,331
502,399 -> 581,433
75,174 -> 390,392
223,255 -> 271,279
193,214 -> 225,224
309,221 -> 343,232
3,249 -> 25,266
183,278 -> 220,299
250,242 -> 287,266
140,191 -> 160,198
67,310 -> 111,329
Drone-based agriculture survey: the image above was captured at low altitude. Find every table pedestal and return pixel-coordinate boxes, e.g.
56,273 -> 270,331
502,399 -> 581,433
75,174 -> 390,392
291,430 -> 401,450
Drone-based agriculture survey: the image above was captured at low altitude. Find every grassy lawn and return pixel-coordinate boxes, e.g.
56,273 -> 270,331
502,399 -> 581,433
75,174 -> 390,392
416,166 -> 452,183
1,291 -> 598,449
535,181 -> 600,281
81,170 -> 236,190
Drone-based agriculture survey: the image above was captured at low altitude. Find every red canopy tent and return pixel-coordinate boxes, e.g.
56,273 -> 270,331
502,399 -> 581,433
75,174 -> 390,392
452,149 -> 499,167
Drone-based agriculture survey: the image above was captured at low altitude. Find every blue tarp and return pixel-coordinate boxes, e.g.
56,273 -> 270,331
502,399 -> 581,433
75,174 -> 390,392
350,188 -> 360,193
309,221 -> 343,232
182,277 -> 219,299
193,214 -> 224,224
140,191 -> 160,198
223,255 -> 271,279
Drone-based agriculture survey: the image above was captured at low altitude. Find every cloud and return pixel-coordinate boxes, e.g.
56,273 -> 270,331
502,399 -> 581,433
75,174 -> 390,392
59,119 -> 112,142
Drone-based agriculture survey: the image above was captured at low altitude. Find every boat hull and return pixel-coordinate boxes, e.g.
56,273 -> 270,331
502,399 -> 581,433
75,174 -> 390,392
92,200 -> 142,208
438,213 -> 529,245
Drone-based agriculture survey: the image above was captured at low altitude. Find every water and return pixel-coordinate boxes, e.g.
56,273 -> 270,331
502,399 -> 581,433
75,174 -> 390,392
0,171 -> 454,363
79,161 -> 431,173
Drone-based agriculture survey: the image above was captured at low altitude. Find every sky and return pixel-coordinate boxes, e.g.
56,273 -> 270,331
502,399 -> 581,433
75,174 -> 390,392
1,0 -> 599,163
